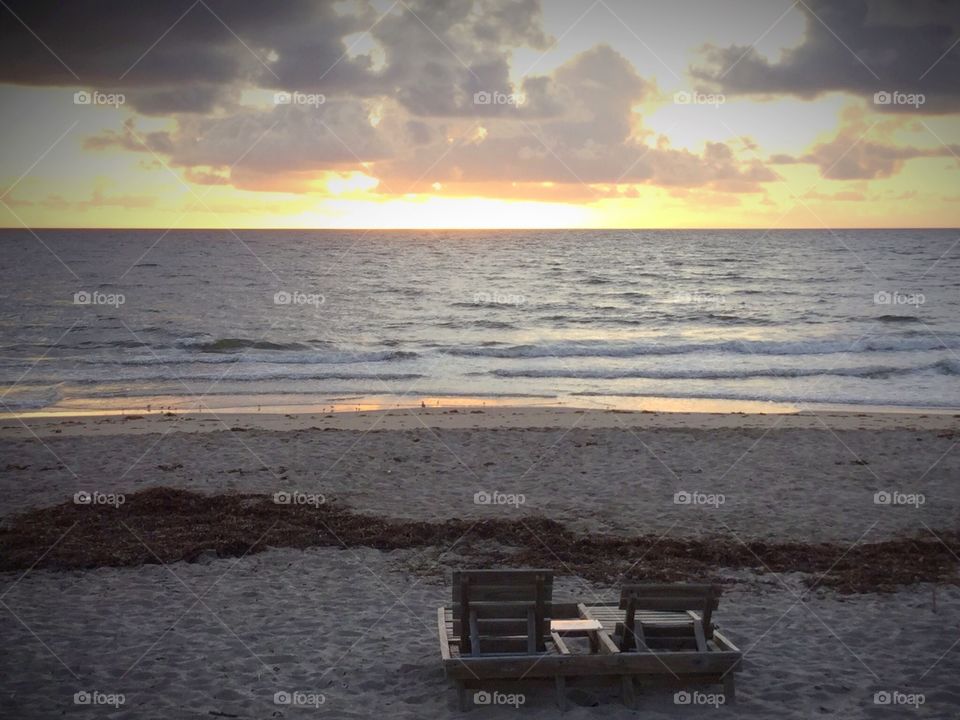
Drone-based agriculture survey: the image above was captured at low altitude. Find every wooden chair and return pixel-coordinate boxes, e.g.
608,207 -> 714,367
616,583 -> 720,653
612,583 -> 736,704
453,569 -> 554,657
444,569 -> 570,710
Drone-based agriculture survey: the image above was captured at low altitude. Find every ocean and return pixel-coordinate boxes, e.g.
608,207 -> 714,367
1,228 -> 958,414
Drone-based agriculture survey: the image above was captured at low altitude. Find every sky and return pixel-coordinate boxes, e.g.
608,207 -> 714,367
0,0 -> 958,229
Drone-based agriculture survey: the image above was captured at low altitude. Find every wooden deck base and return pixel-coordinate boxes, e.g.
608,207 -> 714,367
440,603 -> 742,710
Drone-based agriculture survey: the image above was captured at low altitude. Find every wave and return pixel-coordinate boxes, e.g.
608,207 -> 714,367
704,314 -> 774,325
0,384 -> 62,410
65,349 -> 420,366
446,336 -> 960,359
438,320 -> 517,329
75,340 -> 149,349
1,340 -> 152,352
535,314 -> 774,327
178,338 -> 311,352
490,359 -> 960,381
875,315 -> 920,323
48,371 -> 426,385
63,387 -> 557,402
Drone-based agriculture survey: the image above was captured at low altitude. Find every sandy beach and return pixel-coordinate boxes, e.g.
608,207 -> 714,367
2,547 -> 958,719
2,407 -> 957,541
1,407 -> 958,718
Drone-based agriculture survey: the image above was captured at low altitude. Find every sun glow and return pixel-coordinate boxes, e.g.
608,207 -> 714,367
307,195 -> 592,229
325,172 -> 380,195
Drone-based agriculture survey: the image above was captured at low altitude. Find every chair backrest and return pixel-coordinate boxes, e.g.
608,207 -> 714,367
452,569 -> 554,656
618,583 -> 721,651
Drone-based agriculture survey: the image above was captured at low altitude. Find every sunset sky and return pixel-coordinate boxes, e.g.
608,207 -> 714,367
1,0 -> 958,229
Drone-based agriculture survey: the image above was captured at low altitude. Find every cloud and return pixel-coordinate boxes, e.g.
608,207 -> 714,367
6,1 -> 780,197
770,123 -> 960,179
377,46 -> 777,195
691,0 -> 960,112
86,101 -> 393,175
122,85 -> 236,115
0,0 -> 380,115
78,42 -> 777,197
0,0 -> 555,116
361,0 -> 556,117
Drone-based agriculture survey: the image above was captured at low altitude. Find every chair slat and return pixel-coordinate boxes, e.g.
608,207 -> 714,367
452,600 -> 552,619
618,596 -> 720,611
618,584 -> 722,651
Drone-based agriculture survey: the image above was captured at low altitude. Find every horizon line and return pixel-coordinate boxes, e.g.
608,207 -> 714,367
1,226 -> 958,232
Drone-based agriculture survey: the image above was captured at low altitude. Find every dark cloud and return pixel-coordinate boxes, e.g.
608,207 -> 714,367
0,1 -> 252,86
86,102 -> 393,173
123,84 -> 235,116
366,0 -> 554,117
0,0 -> 554,117
0,0 -> 378,110
405,120 -> 434,146
691,0 -> 960,112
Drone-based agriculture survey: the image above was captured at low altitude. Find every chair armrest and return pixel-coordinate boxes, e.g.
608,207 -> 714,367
550,631 -> 571,655
596,627 -> 621,654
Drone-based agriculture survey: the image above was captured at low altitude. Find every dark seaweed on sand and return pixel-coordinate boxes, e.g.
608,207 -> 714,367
1,487 -> 956,593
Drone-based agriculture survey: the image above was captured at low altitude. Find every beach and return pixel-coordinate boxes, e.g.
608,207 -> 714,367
1,406 -> 957,718
2,407 -> 957,540
3,0 -> 959,716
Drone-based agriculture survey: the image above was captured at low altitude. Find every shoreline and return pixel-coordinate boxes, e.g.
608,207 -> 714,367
6,391 -> 960,424
3,402 -> 959,438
